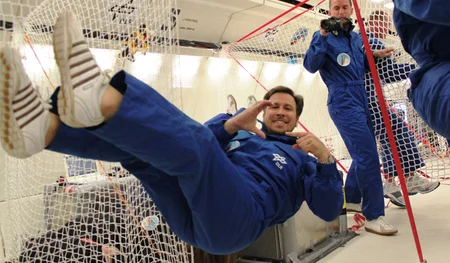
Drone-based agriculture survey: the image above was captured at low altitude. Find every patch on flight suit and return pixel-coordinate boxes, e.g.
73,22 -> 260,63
226,141 -> 240,152
337,53 -> 351,67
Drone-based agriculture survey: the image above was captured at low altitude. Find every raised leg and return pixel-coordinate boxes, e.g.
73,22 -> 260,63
53,10 -> 265,254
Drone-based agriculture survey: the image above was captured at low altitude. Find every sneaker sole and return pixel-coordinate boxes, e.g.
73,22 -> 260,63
365,226 -> 398,236
0,49 -> 30,158
53,11 -> 84,128
227,94 -> 237,114
406,182 -> 440,195
247,95 -> 257,107
383,194 -> 405,207
419,182 -> 440,194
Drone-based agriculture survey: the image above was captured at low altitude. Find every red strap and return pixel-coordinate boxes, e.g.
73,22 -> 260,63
349,213 -> 366,232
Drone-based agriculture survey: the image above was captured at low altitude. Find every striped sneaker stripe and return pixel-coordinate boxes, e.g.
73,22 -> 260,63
12,84 -> 34,105
20,108 -> 44,129
67,42 -> 101,89
13,93 -> 37,113
68,48 -> 90,59
72,40 -> 86,49
71,64 -> 98,79
73,72 -> 101,89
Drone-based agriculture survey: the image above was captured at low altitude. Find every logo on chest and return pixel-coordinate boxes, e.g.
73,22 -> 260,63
273,153 -> 287,170
337,53 -> 351,67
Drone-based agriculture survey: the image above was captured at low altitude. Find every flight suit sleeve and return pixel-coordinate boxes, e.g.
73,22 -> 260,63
302,160 -> 344,222
304,31 -> 328,73
203,113 -> 237,150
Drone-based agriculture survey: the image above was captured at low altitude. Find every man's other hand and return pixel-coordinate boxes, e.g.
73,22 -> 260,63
285,131 -> 331,162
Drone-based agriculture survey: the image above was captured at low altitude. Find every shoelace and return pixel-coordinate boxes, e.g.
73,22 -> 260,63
103,70 -> 112,84
34,85 -> 53,110
43,99 -> 53,110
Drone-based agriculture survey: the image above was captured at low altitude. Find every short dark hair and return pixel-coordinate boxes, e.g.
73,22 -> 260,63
329,0 -> 352,10
263,86 -> 304,119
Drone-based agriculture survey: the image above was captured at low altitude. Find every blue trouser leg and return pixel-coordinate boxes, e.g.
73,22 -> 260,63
118,161 -> 199,247
80,71 -> 263,254
369,101 -> 425,176
46,124 -> 201,246
344,164 -> 360,204
47,123 -> 134,162
408,62 -> 450,139
328,85 -> 384,220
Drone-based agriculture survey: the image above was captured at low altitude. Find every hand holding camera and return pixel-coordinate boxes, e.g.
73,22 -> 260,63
319,17 -> 352,36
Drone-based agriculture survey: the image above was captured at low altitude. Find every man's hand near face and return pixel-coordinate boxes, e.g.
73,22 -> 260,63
224,100 -> 272,139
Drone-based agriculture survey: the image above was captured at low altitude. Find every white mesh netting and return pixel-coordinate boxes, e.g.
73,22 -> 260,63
0,0 -> 193,262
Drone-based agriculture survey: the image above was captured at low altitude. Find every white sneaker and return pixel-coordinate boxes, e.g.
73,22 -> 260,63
365,216 -> 398,235
383,181 -> 405,207
346,202 -> 362,213
53,10 -> 109,128
226,94 -> 237,115
0,48 -> 50,158
247,95 -> 257,108
406,173 -> 440,195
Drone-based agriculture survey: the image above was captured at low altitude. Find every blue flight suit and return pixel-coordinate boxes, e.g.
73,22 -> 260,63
365,33 -> 424,177
45,70 -> 343,254
304,25 -> 384,220
393,0 -> 450,139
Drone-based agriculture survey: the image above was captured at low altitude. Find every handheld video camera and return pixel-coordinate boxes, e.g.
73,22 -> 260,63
320,17 -> 344,32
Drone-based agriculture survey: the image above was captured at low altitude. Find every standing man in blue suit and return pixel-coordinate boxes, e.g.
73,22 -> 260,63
365,10 -> 440,206
304,0 -> 397,235
393,1 -> 450,140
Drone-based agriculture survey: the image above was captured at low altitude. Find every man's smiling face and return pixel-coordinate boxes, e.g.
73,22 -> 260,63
263,92 -> 298,135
